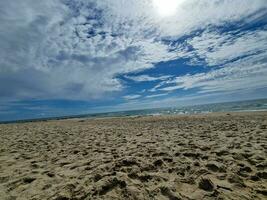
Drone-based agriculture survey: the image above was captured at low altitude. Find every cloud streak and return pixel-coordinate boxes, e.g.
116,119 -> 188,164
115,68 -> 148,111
156,52 -> 267,94
125,75 -> 172,82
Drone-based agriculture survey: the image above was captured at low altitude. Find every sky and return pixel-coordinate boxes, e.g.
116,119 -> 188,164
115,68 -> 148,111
0,0 -> 267,121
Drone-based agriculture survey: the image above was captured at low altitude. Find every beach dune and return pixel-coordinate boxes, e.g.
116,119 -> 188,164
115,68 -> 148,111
0,112 -> 266,199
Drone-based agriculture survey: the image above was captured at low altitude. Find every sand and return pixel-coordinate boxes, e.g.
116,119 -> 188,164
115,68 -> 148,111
0,112 -> 266,200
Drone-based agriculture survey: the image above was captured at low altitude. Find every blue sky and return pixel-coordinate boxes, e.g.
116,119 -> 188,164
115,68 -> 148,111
0,0 -> 267,121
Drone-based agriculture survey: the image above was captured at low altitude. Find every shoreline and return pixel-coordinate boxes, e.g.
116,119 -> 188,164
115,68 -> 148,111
1,109 -> 267,125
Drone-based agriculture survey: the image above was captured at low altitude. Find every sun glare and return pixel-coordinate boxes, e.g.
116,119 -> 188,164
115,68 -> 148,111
153,0 -> 183,17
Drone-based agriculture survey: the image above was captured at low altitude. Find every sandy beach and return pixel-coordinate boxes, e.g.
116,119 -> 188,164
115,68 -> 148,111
0,112 -> 266,200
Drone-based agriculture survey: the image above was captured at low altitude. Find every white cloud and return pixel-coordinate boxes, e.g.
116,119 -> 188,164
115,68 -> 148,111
0,0 -> 266,103
145,93 -> 168,98
187,29 -> 267,66
125,75 -> 172,82
123,94 -> 142,100
157,51 -> 267,93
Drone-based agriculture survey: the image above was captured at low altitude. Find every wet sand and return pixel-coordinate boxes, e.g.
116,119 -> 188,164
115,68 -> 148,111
0,112 -> 266,200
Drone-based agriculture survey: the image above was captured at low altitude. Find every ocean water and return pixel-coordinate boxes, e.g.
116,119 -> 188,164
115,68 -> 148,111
1,99 -> 267,124
85,98 -> 267,118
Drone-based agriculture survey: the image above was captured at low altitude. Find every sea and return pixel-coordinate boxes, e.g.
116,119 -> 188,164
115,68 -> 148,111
87,98 -> 267,118
1,98 -> 267,124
